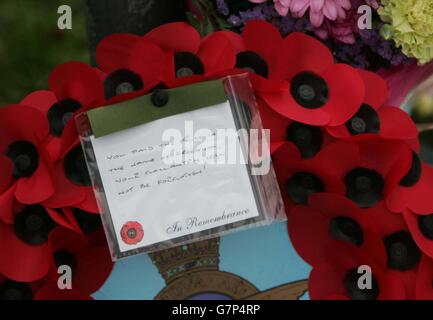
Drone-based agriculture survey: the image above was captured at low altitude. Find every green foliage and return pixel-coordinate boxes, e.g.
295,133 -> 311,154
0,0 -> 89,105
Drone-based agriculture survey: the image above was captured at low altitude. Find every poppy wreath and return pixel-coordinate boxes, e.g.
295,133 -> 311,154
1,20 -> 432,300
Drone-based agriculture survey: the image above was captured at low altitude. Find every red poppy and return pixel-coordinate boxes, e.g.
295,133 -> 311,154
261,32 -> 365,126
21,62 -> 104,161
144,22 -> 237,88
272,141 -> 349,212
218,20 -> 288,91
120,221 -> 144,245
258,96 -> 336,156
386,159 -> 433,214
0,204 -> 77,282
288,193 -> 385,267
42,143 -> 97,212
323,139 -> 412,209
368,204 -> 419,299
415,255 -> 433,299
326,70 -> 418,146
309,242 -> 405,300
95,33 -> 166,100
46,227 -> 113,295
0,105 -> 54,223
403,210 -> 433,260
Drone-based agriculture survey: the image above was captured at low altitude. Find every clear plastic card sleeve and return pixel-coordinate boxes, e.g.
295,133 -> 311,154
76,74 -> 286,261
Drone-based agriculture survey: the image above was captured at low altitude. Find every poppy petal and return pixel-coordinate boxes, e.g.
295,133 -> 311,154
322,64 -> 365,126
356,139 -> 412,187
96,34 -> 165,86
257,97 -> 292,142
42,162 -> 86,208
15,159 -> 54,205
73,246 -> 113,295
46,208 -> 80,233
145,22 -> 201,53
20,90 -> 58,115
217,30 -> 245,53
358,70 -> 389,109
288,205 -> 331,265
59,120 -> 80,160
367,202 -> 407,236
96,33 -> 144,72
415,255 -> 433,299
0,105 -> 48,143
76,192 -> 99,214
378,107 -> 418,140
308,141 -> 360,177
48,227 -> 88,253
0,154 -> 13,193
284,32 -> 334,80
387,164 -> 433,213
197,32 -> 236,74
0,223 -> 50,282
0,184 -> 17,224
48,62 -> 104,105
243,21 -> 286,80
261,88 -> 330,125
403,211 -> 433,259
45,137 -> 62,162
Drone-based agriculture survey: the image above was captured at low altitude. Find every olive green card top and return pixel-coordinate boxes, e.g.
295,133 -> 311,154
87,79 -> 227,138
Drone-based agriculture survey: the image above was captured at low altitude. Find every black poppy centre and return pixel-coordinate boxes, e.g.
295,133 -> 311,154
6,140 -> 39,179
330,216 -> 364,247
399,152 -> 422,187
127,228 -> 137,239
64,146 -> 91,186
383,231 -> 420,271
344,168 -> 384,208
418,213 -> 433,240
54,249 -> 78,272
104,69 -> 144,99
174,52 -> 205,78
343,268 -> 379,300
286,122 -> 323,158
73,208 -> 101,235
14,205 -> 56,245
290,72 -> 329,109
285,172 -> 325,204
235,51 -> 268,78
47,99 -> 82,137
346,104 -> 380,135
0,281 -> 33,300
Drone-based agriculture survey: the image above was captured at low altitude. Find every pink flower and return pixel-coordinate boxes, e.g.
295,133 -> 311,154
249,0 -> 292,16
315,22 -> 356,44
290,0 -> 351,27
314,6 -> 359,44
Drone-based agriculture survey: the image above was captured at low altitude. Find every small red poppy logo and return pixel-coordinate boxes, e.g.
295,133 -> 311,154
120,221 -> 144,245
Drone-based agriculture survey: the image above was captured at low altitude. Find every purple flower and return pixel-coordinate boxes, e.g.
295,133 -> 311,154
228,14 -> 242,27
216,0 -> 230,16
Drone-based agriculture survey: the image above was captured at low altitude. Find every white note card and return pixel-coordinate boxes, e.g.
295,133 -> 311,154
90,101 -> 260,252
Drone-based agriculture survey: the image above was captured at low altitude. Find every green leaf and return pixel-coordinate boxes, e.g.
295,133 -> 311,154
203,16 -> 215,36
186,11 -> 201,31
216,17 -> 233,29
198,0 -> 214,11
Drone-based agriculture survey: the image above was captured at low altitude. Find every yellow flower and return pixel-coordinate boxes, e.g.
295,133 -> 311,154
378,0 -> 433,64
